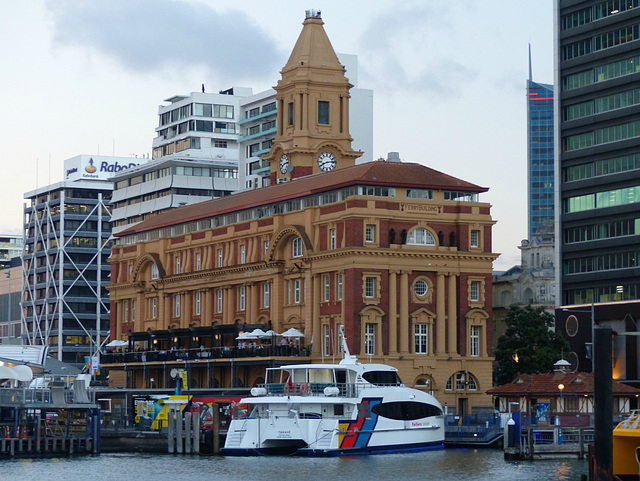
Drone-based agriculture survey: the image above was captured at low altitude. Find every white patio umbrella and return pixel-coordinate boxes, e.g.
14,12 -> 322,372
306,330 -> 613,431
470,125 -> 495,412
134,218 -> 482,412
250,328 -> 268,338
281,327 -> 305,338
264,330 -> 281,338
106,339 -> 128,347
236,331 -> 257,340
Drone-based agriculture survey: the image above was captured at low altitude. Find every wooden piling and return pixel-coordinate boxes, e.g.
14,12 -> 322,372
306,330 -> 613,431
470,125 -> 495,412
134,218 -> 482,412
184,412 -> 192,454
212,404 -> 220,454
168,414 -> 175,453
192,411 -> 200,454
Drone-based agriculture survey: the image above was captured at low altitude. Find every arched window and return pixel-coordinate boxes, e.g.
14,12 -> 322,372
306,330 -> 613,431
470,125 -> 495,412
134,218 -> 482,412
445,371 -> 479,392
406,228 -> 436,246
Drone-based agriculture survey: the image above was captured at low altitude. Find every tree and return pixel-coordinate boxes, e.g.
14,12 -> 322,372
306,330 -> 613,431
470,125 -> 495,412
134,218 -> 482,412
494,305 -> 570,385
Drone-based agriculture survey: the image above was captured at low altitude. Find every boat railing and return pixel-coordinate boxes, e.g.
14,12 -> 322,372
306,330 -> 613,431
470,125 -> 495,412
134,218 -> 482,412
617,410 -> 640,429
262,382 -> 362,397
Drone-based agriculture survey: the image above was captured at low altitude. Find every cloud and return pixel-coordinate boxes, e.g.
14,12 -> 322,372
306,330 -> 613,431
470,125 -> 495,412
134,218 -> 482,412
356,1 -> 478,97
45,0 -> 282,83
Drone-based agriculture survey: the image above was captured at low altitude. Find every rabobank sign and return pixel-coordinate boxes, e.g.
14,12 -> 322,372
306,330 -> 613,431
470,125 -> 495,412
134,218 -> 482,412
64,155 -> 148,182
100,161 -> 140,173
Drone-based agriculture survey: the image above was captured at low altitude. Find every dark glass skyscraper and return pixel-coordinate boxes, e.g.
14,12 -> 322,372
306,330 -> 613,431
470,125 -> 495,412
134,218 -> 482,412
556,0 -> 640,306
527,79 -> 555,241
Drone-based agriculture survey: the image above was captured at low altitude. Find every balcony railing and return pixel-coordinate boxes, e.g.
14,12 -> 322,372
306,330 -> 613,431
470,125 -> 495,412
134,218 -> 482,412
101,345 -> 309,364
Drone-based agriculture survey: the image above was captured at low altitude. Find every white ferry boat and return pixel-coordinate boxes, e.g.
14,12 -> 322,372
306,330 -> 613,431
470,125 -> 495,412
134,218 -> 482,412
222,331 -> 444,456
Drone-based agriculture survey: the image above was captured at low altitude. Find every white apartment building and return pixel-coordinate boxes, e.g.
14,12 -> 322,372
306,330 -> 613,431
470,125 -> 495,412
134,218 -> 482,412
111,56 -> 372,234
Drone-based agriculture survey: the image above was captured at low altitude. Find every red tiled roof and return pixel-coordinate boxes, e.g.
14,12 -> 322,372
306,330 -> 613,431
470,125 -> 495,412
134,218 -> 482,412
116,160 -> 487,237
486,372 -> 640,397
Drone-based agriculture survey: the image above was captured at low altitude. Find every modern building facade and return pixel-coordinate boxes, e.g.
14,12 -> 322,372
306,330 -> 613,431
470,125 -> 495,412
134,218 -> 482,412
0,262 -> 22,342
554,0 -> 640,378
527,77 -> 555,241
21,156 -> 141,366
0,236 -> 23,270
104,11 -> 498,414
110,157 -> 238,236
556,0 -> 640,306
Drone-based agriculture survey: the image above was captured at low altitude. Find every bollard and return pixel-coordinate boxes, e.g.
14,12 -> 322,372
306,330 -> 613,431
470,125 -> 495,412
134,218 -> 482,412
507,418 -> 516,448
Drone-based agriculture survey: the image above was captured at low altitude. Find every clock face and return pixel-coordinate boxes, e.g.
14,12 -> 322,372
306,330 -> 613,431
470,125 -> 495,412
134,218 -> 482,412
318,151 -> 336,172
279,154 -> 289,174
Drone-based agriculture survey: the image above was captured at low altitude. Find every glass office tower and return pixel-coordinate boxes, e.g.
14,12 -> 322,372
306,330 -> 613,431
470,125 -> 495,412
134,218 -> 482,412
527,79 -> 555,241
556,0 -> 640,306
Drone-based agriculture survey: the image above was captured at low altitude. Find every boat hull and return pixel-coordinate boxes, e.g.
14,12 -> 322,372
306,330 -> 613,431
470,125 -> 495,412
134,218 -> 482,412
222,440 -> 444,457
222,406 -> 444,456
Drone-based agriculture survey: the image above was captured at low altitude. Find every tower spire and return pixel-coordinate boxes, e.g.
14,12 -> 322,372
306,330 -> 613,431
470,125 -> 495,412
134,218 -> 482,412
528,43 -> 532,82
265,11 -> 362,182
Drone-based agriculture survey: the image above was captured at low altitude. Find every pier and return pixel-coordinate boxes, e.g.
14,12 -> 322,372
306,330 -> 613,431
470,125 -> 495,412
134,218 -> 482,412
0,382 -> 100,458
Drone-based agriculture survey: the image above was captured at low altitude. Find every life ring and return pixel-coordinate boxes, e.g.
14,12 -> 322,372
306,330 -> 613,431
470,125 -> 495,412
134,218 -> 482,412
284,381 -> 295,394
300,383 -> 310,394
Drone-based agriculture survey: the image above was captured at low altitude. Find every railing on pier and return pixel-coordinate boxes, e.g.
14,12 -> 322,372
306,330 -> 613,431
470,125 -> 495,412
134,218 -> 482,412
0,386 -> 96,407
101,345 -> 309,364
444,414 -> 503,445
520,426 -> 593,459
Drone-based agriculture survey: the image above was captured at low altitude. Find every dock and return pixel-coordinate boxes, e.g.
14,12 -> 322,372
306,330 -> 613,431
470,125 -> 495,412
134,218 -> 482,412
503,422 -> 593,460
0,382 -> 100,458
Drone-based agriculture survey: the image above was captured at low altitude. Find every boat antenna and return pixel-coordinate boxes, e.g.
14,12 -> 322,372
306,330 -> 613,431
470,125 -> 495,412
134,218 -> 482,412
339,325 -> 358,364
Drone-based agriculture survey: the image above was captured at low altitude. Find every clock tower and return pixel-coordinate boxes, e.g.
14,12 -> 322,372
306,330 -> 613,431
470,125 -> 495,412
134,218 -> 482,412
266,10 -> 362,182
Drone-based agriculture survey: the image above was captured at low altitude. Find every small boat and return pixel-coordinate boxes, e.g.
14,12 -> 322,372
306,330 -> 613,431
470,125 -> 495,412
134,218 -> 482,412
613,410 -> 640,478
222,328 -> 444,456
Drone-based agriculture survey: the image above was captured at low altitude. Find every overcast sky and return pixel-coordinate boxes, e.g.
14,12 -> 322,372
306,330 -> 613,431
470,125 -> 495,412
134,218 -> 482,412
1,0 -> 554,270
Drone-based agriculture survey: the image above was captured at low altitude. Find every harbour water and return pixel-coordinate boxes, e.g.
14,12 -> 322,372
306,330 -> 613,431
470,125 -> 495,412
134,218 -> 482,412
3,449 -> 587,481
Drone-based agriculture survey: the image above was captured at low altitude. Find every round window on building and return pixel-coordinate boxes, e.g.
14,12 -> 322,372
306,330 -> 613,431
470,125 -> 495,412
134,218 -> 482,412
565,315 -> 579,337
415,279 -> 428,297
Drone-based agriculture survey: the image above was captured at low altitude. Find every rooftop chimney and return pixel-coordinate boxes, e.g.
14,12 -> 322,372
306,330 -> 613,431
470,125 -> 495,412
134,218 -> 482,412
387,152 -> 401,162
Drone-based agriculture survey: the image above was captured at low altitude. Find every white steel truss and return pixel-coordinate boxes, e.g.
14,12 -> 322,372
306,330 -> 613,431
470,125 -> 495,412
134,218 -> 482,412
21,187 -> 111,362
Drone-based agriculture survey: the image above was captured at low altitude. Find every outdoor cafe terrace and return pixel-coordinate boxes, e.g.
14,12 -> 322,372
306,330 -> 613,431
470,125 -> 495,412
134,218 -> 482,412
101,324 -> 308,364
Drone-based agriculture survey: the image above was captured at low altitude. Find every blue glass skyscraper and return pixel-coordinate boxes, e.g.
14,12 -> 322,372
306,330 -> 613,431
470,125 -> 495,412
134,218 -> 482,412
527,78 -> 555,241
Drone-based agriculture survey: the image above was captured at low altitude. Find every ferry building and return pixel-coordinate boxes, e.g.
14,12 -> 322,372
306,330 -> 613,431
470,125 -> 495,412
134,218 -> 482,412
104,11 -> 498,415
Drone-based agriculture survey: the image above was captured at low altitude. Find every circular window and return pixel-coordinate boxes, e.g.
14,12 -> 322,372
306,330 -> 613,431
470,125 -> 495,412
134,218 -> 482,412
569,351 -> 579,372
565,315 -> 579,337
415,280 -> 428,296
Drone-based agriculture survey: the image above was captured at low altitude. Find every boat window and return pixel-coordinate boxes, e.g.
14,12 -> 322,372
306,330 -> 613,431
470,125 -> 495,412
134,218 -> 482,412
335,370 -> 347,384
334,404 -> 344,416
371,401 -> 442,421
291,369 -> 307,383
362,370 -> 402,386
309,368 -> 333,384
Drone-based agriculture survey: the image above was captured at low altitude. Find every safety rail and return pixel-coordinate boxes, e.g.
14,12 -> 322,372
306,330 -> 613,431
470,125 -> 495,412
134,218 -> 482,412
0,386 -> 95,406
259,381 -> 405,398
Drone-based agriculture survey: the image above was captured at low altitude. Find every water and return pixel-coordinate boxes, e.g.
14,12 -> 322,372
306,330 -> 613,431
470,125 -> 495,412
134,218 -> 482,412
1,449 -> 587,481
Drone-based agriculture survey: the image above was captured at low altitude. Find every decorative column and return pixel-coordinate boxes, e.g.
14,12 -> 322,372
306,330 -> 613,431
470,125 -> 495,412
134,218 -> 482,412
302,92 -> 309,132
312,275 -> 321,355
135,293 -> 144,332
201,288 -> 210,325
388,271 -> 398,355
182,291 -> 191,329
447,273 -> 457,355
223,286 -> 233,324
436,273 -> 446,355
114,300 -> 122,340
248,282 -> 257,324
399,271 -> 409,354
163,293 -> 171,329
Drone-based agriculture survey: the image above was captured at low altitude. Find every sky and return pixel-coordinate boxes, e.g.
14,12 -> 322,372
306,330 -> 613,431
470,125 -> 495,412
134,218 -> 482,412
1,0 -> 554,270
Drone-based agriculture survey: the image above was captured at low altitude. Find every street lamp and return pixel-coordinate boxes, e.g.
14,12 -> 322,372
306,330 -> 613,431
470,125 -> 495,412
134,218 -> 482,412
558,383 -> 565,425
